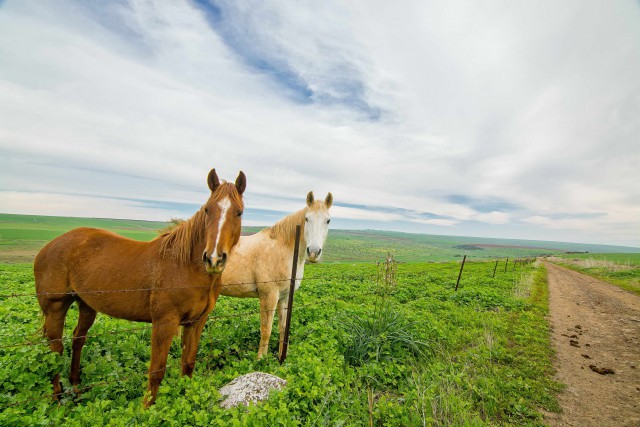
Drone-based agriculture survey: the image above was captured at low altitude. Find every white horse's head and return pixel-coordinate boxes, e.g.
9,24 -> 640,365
304,191 -> 332,263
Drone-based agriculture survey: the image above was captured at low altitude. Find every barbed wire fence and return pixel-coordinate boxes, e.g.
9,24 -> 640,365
0,231 -> 537,409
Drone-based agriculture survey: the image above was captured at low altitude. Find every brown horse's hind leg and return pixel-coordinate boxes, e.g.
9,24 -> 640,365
69,299 -> 97,393
144,317 -> 180,408
180,315 -> 209,377
42,298 -> 74,400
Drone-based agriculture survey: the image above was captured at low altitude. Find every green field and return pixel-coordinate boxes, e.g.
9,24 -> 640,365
0,214 -> 166,263
2,213 -> 637,263
551,253 -> 640,295
0,260 -> 560,425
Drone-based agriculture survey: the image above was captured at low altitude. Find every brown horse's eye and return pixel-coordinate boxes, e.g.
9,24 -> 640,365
204,207 -> 208,214
237,211 -> 243,217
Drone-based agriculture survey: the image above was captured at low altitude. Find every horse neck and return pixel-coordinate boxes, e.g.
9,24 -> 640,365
292,209 -> 308,264
158,209 -> 207,265
268,208 -> 308,263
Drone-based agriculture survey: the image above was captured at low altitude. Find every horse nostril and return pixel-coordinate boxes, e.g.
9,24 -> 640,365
317,248 -> 322,256
307,247 -> 311,255
202,251 -> 208,263
216,252 -> 227,266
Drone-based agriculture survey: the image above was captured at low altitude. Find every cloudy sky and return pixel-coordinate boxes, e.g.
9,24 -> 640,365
1,0 -> 639,247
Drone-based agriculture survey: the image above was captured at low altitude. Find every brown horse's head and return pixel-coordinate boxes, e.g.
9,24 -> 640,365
202,169 -> 246,274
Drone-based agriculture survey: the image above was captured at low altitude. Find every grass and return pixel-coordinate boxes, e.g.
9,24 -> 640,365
550,253 -> 640,296
0,260 -> 561,425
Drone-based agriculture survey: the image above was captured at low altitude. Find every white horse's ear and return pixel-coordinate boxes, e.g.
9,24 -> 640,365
325,192 -> 333,208
207,169 -> 220,193
306,191 -> 314,207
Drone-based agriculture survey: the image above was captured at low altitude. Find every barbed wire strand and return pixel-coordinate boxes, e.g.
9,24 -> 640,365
0,289 -> 382,349
0,275 -> 375,299
0,261 -> 526,299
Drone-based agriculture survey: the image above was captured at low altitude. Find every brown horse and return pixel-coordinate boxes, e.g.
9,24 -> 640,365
34,169 -> 246,407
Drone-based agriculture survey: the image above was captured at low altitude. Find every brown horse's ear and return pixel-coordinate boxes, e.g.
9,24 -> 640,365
306,191 -> 314,207
208,169 -> 220,193
325,192 -> 333,208
235,171 -> 246,195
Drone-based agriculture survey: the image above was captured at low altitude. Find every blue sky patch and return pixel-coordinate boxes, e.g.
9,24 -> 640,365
191,0 -> 381,118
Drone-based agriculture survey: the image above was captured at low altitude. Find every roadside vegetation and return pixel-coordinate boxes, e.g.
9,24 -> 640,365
551,253 -> 640,296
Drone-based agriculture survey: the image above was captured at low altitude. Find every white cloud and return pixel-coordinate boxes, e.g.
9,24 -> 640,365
0,0 -> 639,246
0,191 -> 174,221
473,211 -> 510,225
410,218 -> 458,227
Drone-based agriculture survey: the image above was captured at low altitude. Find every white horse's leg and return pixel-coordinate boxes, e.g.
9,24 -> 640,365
276,296 -> 288,359
257,290 -> 278,359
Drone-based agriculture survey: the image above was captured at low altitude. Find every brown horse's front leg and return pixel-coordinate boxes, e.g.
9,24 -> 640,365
180,314 -> 209,377
144,318 -> 179,408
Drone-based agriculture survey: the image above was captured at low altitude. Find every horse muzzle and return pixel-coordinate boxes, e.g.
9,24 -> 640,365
306,247 -> 322,263
203,251 -> 227,274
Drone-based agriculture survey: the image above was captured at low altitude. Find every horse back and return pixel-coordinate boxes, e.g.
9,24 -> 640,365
220,231 -> 293,298
35,227 -> 157,321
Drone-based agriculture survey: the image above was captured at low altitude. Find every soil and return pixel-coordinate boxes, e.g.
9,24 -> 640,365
543,261 -> 640,427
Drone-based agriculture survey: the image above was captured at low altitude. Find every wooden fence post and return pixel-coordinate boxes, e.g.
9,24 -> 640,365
492,259 -> 499,278
279,225 -> 301,364
455,255 -> 467,291
504,258 -> 509,273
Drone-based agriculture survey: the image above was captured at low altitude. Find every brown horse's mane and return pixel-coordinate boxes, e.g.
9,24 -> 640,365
266,208 -> 307,248
157,183 -> 243,263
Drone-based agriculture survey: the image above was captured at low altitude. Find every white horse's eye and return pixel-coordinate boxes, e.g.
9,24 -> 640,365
305,218 -> 309,222
326,219 -> 330,224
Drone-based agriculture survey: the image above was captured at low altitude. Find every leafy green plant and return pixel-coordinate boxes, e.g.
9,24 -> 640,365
0,259 -> 561,425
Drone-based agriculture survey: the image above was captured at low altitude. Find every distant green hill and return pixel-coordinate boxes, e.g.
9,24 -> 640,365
0,213 -> 637,263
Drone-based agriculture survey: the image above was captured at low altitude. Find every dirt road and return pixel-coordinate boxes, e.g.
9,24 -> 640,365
543,261 -> 640,427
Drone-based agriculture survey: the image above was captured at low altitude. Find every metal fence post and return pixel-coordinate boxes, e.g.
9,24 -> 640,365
504,258 -> 509,273
492,259 -> 499,278
455,255 -> 467,291
279,225 -> 301,364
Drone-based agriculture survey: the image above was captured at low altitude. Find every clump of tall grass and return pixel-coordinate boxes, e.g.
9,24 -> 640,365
338,303 -> 428,366
338,254 -> 428,366
512,271 -> 534,299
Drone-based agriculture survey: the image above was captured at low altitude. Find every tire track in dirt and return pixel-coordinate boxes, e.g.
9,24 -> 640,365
543,261 -> 640,427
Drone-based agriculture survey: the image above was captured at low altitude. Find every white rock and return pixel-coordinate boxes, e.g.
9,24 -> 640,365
219,372 -> 287,409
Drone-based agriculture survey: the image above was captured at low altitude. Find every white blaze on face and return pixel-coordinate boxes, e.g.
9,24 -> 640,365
214,197 -> 231,257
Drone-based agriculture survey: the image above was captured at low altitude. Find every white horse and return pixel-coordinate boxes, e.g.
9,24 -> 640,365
220,191 -> 332,359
